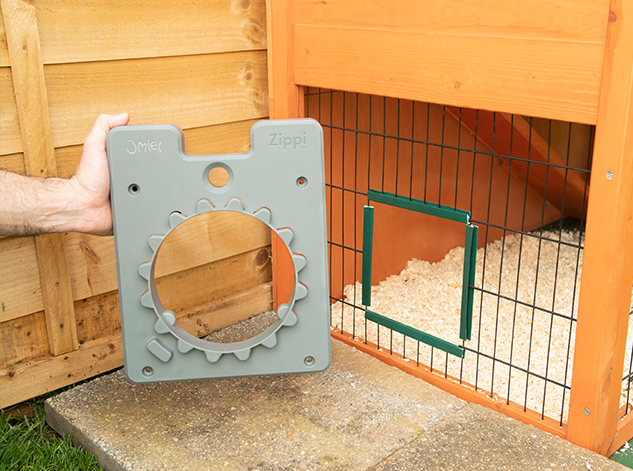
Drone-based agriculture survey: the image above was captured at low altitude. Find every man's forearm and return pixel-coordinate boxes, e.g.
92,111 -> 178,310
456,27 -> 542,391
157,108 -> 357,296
0,113 -> 128,238
0,170 -> 86,236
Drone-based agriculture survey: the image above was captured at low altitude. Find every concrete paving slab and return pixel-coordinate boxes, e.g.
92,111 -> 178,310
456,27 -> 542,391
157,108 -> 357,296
46,339 -> 626,471
370,403 -> 626,471
45,339 -> 464,470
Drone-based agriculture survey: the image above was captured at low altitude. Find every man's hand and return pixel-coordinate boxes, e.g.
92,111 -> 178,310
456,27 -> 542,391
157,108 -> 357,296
0,113 -> 129,237
70,113 -> 130,235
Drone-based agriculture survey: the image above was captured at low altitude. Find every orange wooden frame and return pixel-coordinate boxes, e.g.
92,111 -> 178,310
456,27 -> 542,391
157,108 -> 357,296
267,0 -> 633,456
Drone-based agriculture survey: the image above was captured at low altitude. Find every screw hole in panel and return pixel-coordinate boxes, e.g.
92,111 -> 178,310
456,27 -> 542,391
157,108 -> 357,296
128,183 -> 141,195
142,366 -> 154,377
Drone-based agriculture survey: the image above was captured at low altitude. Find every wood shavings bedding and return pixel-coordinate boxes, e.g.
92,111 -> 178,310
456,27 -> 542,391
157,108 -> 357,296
331,230 -> 633,423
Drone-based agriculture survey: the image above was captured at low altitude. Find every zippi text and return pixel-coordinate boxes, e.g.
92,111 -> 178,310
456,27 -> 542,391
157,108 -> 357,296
268,132 -> 307,150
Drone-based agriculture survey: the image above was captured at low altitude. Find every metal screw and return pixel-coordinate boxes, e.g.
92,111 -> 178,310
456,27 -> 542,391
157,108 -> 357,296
606,171 -> 613,180
584,408 -> 591,415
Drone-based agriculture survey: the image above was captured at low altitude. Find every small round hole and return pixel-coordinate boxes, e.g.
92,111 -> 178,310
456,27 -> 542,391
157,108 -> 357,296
208,166 -> 230,188
304,356 -> 315,367
296,177 -> 308,188
142,366 -> 154,377
128,183 -> 141,195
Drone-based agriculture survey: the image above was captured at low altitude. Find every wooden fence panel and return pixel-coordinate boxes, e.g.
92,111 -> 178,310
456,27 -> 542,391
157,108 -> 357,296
2,0 -> 77,357
0,0 -> 270,408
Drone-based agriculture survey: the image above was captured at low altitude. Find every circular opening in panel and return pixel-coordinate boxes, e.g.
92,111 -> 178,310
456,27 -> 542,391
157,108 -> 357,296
208,166 -> 230,188
304,356 -> 315,367
296,176 -> 308,188
153,210 -> 296,345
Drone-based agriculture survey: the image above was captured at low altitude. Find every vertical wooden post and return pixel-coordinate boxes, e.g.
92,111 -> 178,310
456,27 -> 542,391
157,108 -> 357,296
267,0 -> 304,309
567,0 -> 633,455
266,0 -> 301,119
2,0 -> 78,355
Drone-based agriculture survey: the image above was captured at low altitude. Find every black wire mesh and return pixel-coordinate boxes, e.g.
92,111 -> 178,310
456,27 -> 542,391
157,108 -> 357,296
306,87 -> 599,426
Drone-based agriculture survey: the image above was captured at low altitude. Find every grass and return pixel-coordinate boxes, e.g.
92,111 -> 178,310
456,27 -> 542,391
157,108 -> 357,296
610,438 -> 633,469
0,394 -> 101,471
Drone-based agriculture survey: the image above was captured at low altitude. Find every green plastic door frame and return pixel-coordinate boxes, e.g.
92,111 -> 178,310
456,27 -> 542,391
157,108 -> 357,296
361,190 -> 478,358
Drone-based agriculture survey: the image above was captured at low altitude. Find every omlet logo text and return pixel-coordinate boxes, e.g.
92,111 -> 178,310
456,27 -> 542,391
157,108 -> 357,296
126,139 -> 163,154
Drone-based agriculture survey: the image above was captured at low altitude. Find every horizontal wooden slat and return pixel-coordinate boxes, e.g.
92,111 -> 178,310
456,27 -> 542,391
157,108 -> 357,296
0,334 -> 123,408
295,0 -> 609,43
184,119 -> 260,155
65,234 -> 118,302
74,290 -> 121,345
0,152 -> 25,174
66,203 -> 273,303
294,25 -> 603,124
54,145 -> 89,179
156,246 -> 272,316
35,0 -> 266,65
80,276 -> 271,351
176,282 -> 273,338
155,210 -> 271,278
0,237 -> 43,322
0,67 -> 21,155
2,265 -> 274,371
0,311 -> 49,369
0,234 -> 115,324
66,232 -> 272,307
44,51 -> 269,149
54,119 -> 259,179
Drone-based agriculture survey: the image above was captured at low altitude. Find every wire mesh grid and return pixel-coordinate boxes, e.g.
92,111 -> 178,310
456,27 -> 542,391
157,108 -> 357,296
304,87 -> 608,427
